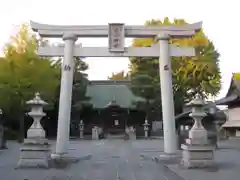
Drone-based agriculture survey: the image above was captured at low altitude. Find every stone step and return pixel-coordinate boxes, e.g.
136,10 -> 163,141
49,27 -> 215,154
107,134 -> 125,139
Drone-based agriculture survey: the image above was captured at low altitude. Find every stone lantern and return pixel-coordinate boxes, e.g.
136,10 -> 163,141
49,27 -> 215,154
181,95 -> 215,169
26,92 -> 48,138
79,120 -> 84,139
17,92 -> 50,169
143,119 -> 149,139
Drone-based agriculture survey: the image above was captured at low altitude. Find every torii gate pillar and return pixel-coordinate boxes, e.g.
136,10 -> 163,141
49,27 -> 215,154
53,33 -> 77,158
158,33 -> 177,155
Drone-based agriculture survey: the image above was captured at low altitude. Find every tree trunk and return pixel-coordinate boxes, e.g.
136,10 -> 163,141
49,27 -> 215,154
1,127 -> 7,149
0,112 -> 7,149
18,100 -> 25,143
0,124 -> 3,148
18,112 -> 25,143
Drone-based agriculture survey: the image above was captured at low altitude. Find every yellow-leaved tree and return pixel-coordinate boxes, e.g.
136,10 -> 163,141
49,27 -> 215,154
129,17 -> 221,116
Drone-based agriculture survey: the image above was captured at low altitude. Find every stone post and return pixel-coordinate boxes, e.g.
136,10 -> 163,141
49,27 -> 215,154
92,126 -> 99,140
52,33 -> 77,159
181,95 -> 215,169
143,119 -> 149,139
157,33 -> 177,155
129,126 -> 136,140
17,92 -> 50,168
214,120 -> 223,147
79,120 -> 84,139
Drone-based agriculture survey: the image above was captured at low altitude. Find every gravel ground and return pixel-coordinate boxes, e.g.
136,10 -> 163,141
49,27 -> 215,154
1,139 -> 240,180
0,140 -> 183,180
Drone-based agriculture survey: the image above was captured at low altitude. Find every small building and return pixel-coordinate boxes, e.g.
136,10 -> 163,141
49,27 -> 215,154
77,80 -> 147,138
216,73 -> 240,138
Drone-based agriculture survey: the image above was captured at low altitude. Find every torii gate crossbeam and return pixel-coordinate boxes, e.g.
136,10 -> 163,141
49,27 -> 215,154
31,21 -> 201,38
37,45 -> 195,57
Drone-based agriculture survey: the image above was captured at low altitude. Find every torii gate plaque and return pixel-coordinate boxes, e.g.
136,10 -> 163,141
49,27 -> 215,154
30,21 -> 202,160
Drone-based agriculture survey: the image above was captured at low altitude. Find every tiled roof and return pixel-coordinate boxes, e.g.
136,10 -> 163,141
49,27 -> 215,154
86,80 -> 145,109
176,101 -> 225,120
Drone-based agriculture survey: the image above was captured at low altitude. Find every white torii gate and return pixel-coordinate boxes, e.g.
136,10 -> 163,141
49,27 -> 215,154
30,21 -> 202,159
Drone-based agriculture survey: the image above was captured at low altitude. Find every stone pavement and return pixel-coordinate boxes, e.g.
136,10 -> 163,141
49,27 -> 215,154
0,140 -> 183,180
165,139 -> 240,180
0,139 -> 240,180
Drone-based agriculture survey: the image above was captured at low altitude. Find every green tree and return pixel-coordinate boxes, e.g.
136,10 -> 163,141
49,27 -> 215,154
53,56 -> 90,121
129,18 -> 221,116
0,24 -> 60,141
71,57 -> 91,114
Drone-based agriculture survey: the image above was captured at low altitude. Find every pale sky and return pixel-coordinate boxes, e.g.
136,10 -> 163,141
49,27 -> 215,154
0,0 -> 239,99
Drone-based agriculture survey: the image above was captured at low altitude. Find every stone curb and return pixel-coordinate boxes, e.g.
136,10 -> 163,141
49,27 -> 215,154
139,154 -> 187,180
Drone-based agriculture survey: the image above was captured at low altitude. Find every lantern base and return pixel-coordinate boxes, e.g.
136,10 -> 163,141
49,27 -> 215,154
27,127 -> 45,138
16,138 -> 50,169
181,143 -> 215,169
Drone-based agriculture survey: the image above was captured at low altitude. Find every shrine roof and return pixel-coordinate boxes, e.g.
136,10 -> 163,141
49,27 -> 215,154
86,80 -> 145,109
175,101 -> 225,121
216,73 -> 240,105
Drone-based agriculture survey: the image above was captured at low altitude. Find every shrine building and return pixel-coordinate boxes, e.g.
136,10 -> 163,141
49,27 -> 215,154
81,80 -> 146,137
216,73 -> 240,138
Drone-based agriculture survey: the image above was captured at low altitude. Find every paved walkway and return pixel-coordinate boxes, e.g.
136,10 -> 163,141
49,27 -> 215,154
0,140 -> 183,180
0,139 -> 240,180
166,140 -> 240,180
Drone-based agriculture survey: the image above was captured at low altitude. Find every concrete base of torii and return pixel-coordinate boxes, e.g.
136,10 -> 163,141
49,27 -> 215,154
50,153 -> 92,168
153,152 -> 182,164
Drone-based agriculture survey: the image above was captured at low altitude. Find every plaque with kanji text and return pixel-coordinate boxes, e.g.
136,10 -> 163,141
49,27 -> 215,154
108,23 -> 125,52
